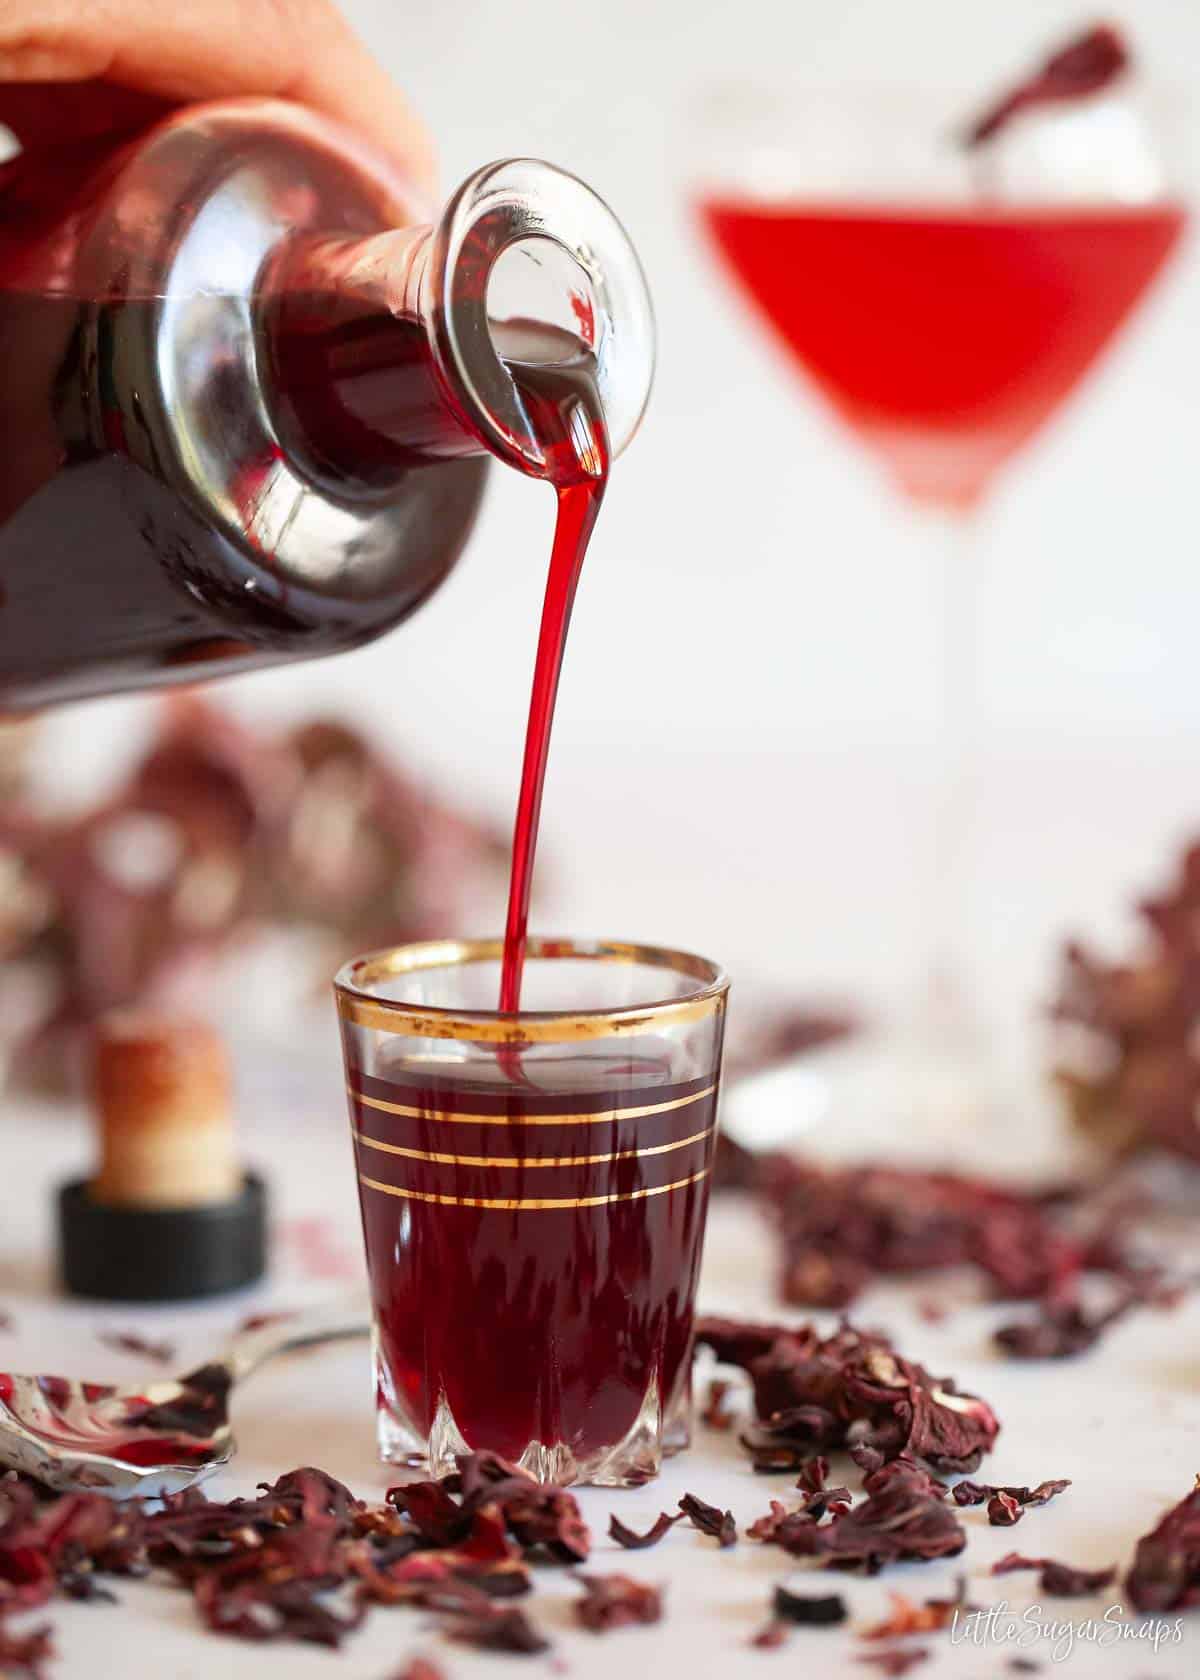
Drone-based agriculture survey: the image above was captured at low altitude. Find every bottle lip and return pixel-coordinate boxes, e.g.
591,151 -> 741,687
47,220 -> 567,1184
423,159 -> 656,477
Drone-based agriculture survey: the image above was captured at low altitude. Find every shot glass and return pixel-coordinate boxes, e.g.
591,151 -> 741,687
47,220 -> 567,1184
335,937 -> 729,1487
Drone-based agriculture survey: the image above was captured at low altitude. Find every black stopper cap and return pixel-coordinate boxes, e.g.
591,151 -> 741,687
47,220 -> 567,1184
57,1172 -> 268,1302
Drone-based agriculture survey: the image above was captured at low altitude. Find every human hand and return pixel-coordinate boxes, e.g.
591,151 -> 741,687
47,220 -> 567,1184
0,0 -> 434,190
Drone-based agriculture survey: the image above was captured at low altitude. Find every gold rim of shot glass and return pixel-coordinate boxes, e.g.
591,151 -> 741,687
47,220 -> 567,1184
334,935 -> 729,1044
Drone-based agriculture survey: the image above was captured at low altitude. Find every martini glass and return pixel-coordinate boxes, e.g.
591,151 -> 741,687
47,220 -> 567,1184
692,82 -> 1188,1133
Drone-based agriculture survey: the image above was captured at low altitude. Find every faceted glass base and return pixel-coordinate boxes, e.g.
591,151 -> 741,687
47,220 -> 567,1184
374,1343 -> 691,1487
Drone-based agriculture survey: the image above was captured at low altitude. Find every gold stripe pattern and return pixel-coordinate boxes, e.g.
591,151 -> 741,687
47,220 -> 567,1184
355,1123 -> 714,1169
348,1082 -> 715,1128
357,1164 -> 712,1211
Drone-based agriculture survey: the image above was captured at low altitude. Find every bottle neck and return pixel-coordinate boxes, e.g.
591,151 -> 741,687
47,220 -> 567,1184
258,158 -> 655,494
259,228 -> 484,492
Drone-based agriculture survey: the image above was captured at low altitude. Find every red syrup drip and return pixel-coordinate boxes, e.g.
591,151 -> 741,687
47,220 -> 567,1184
493,325 -> 610,1013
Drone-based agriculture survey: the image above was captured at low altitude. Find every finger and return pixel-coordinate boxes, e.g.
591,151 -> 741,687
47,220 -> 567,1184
0,0 -> 435,191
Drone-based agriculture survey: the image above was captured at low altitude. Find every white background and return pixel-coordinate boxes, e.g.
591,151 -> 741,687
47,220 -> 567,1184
44,0 -> 1200,1053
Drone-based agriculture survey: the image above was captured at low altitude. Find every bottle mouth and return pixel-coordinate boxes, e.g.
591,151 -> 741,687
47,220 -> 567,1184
425,159 -> 655,477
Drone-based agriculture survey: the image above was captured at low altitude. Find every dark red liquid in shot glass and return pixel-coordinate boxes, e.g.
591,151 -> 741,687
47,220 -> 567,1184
347,1057 -> 717,1466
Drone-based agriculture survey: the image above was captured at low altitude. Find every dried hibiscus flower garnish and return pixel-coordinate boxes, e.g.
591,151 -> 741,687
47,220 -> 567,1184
677,1492 -> 737,1548
0,1620 -> 53,1679
994,1294 -> 1137,1360
755,1457 -> 966,1573
988,1491 -> 1023,1527
993,1552 -> 1116,1597
0,1454 -> 592,1661
444,1601 -> 550,1654
698,1316 -> 999,1476
951,1478 -> 1069,1510
760,1159 -> 1090,1310
1125,1478 -> 1200,1611
700,1378 -> 737,1430
574,1574 -> 663,1632
607,1511 -> 680,1551
961,22 -> 1129,148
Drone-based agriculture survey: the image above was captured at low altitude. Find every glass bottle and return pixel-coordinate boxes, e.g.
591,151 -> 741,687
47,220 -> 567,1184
0,99 -> 654,708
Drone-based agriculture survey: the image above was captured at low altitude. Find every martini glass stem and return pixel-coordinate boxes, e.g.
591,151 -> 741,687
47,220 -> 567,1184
926,506 -> 983,1057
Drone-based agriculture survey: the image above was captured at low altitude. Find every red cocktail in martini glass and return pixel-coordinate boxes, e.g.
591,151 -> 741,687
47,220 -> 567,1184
693,51 -> 1188,1123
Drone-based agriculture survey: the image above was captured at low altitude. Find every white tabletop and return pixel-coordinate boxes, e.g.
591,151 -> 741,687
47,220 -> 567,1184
1,1074 -> 1197,1680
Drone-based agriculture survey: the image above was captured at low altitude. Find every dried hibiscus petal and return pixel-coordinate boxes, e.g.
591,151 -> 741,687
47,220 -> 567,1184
677,1493 -> 736,1548
952,1478 -> 1069,1510
760,1160 -> 1091,1310
0,1620 -> 53,1678
988,1491 -> 1023,1527
704,1317 -> 999,1477
388,1480 -> 470,1548
761,1458 -> 966,1572
1125,1479 -> 1200,1611
607,1511 -> 680,1551
125,1363 -> 231,1437
574,1573 -> 663,1632
446,1603 -> 550,1654
994,1297 -> 1134,1360
992,1552 -> 1116,1596
962,23 -> 1129,148
447,1454 -> 590,1564
700,1378 -> 736,1431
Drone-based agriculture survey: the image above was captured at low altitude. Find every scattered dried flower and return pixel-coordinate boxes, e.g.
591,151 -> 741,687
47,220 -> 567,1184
951,1479 -> 1069,1510
699,1378 -> 737,1431
988,1491 -> 1023,1527
574,1574 -> 663,1633
697,1316 -> 1000,1476
994,1296 -> 1136,1360
678,1493 -> 736,1548
1126,1479 -> 1200,1611
962,23 -> 1129,147
445,1603 -> 550,1654
0,1620 -> 53,1678
992,1553 -> 1116,1597
607,1512 -> 680,1551
755,1458 -> 966,1572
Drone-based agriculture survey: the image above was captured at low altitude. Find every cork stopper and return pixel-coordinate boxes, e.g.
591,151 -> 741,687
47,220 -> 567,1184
91,1012 -> 240,1208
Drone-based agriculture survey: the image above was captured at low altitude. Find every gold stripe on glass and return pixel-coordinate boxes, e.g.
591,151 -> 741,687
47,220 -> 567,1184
333,936 -> 728,1044
355,1123 -> 714,1169
357,1164 -> 712,1211
347,1082 -> 715,1128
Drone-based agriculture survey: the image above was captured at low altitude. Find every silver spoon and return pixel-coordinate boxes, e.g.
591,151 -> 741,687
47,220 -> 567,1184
0,1295 -> 369,1498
